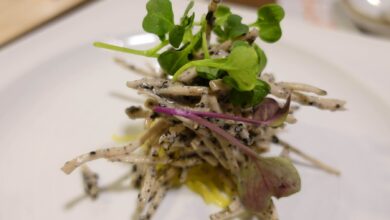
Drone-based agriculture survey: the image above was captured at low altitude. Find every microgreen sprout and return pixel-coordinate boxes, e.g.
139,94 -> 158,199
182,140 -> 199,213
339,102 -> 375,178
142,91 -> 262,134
94,0 -> 285,107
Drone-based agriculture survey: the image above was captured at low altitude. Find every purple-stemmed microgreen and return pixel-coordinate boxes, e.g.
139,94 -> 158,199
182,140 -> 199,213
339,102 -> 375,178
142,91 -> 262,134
153,101 -> 300,214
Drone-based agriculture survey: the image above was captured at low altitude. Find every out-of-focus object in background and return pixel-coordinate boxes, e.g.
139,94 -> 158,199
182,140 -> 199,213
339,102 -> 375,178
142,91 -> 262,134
341,0 -> 390,37
225,0 -> 276,7
0,0 -> 91,48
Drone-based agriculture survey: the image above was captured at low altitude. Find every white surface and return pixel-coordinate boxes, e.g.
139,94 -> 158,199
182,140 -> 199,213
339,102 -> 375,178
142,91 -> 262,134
1,0 -> 390,219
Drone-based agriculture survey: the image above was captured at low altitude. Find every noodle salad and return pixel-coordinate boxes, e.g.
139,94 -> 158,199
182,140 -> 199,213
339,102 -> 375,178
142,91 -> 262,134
62,1 -> 345,219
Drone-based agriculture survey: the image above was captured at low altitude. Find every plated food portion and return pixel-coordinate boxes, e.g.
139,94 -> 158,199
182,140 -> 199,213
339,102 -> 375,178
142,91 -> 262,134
62,0 -> 345,219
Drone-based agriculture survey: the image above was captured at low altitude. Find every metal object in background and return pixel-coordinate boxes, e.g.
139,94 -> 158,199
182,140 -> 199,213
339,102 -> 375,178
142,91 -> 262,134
341,0 -> 390,37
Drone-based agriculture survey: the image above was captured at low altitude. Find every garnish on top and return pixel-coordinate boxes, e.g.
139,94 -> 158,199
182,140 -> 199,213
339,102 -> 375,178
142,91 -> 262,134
94,0 -> 284,107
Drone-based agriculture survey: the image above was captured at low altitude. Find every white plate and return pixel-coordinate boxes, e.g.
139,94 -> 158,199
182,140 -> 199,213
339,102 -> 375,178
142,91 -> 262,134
0,32 -> 390,220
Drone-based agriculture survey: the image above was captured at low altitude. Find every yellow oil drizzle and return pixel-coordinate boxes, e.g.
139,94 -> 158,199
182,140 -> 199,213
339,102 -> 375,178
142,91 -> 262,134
185,164 -> 234,208
112,133 -> 233,208
111,134 -> 139,143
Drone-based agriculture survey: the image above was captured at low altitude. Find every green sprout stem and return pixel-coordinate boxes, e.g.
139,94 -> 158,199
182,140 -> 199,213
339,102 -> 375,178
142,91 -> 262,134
201,16 -> 210,59
173,58 -> 226,81
93,40 -> 169,58
202,31 -> 210,59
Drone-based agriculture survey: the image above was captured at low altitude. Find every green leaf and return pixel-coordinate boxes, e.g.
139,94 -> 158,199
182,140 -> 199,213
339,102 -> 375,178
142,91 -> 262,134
182,13 -> 195,27
196,66 -> 220,80
173,44 -> 259,91
228,79 -> 270,107
181,0 -> 194,23
158,48 -> 189,75
158,32 -> 202,75
231,40 -> 249,50
172,1 -> 195,48
169,25 -> 185,48
222,76 -> 238,89
182,28 -> 194,44
254,4 -> 285,43
212,26 -> 225,39
251,82 -> 270,106
180,1 -> 195,28
258,23 -> 282,43
213,14 -> 249,41
254,44 -> 267,74
181,13 -> 195,43
222,44 -> 259,90
225,14 -> 249,39
238,157 -> 301,214
214,5 -> 231,26
213,5 -> 232,41
142,0 -> 174,39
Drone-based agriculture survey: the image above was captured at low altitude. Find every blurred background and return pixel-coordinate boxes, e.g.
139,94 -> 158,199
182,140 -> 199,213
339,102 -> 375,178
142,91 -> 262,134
1,0 -> 390,48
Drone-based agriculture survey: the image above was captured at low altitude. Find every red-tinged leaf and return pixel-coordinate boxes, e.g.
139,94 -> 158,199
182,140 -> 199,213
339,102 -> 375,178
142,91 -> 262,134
254,98 -> 280,121
254,95 -> 291,127
238,156 -> 301,214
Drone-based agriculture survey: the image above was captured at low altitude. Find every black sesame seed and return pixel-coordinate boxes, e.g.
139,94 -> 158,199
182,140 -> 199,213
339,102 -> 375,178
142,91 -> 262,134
271,135 -> 279,143
135,176 -> 142,188
161,80 -> 169,88
85,181 -> 91,189
148,194 -> 155,202
140,83 -> 153,90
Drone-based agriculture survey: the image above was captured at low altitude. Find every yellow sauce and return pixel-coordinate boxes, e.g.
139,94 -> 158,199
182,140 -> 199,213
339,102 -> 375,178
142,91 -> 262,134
112,133 -> 234,208
185,164 -> 234,208
111,134 -> 139,143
